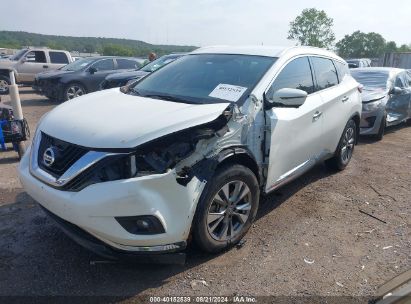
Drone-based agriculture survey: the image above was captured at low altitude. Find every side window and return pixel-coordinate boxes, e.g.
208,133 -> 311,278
267,57 -> 315,99
395,73 -> 406,88
116,59 -> 139,69
334,60 -> 349,83
92,59 -> 114,71
49,52 -> 69,64
25,51 -> 46,63
310,57 -> 339,91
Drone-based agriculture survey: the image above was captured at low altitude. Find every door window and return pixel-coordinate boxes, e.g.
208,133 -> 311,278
25,51 -> 46,63
92,59 -> 114,71
267,56 -> 315,101
116,59 -> 140,69
333,60 -> 349,83
395,74 -> 406,88
310,57 -> 338,91
49,52 -> 69,64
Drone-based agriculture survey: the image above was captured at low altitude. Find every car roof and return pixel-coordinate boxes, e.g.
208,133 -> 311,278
191,45 -> 344,61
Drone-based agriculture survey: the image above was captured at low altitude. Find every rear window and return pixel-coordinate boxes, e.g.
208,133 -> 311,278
310,57 -> 339,91
49,51 -> 69,64
351,70 -> 389,89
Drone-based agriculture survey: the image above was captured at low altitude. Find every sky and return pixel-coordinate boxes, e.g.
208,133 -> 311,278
1,0 -> 410,47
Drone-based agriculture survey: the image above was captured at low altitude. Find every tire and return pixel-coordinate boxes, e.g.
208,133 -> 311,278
374,112 -> 386,141
0,75 -> 10,95
325,119 -> 357,171
64,83 -> 86,101
193,164 -> 260,253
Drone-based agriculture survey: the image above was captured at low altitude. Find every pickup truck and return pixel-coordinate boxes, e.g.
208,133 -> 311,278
0,47 -> 73,95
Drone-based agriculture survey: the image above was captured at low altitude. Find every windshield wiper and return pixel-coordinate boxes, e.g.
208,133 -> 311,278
143,94 -> 193,104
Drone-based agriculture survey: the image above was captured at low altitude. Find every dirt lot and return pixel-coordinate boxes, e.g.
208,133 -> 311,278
0,88 -> 410,300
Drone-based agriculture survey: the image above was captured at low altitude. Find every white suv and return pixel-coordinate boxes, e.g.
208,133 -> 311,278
19,46 -> 361,260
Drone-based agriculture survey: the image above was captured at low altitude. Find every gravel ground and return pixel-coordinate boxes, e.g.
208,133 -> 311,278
0,88 -> 410,300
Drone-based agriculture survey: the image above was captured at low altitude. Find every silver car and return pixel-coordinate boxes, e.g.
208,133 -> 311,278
351,67 -> 411,140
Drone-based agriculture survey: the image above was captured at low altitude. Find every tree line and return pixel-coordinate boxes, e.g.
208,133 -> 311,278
0,31 -> 196,57
288,8 -> 411,58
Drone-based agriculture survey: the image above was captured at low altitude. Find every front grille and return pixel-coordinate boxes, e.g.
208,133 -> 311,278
38,132 -> 88,178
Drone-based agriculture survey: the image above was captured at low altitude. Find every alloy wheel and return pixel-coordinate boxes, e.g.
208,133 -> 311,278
66,85 -> 85,100
0,79 -> 9,93
207,180 -> 252,241
340,126 -> 355,164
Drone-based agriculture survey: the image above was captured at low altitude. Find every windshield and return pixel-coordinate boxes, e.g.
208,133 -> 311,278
141,55 -> 182,72
130,54 -> 276,104
351,70 -> 390,90
10,49 -> 28,61
60,57 -> 96,71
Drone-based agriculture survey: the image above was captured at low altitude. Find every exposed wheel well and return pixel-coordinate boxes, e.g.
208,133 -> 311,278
216,150 -> 260,185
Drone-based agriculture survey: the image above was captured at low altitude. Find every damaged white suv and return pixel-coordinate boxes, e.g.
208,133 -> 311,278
19,46 -> 361,260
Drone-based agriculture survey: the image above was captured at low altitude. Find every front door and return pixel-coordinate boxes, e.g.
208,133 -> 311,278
265,56 -> 324,192
17,50 -> 48,82
87,58 -> 116,92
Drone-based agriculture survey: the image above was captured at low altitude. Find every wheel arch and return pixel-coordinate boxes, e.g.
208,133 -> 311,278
215,147 -> 261,185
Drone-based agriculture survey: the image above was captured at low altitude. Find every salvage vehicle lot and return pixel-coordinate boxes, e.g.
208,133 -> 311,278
0,88 -> 410,298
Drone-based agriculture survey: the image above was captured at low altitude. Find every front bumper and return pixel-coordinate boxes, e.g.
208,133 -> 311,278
19,147 -> 205,253
360,106 -> 385,135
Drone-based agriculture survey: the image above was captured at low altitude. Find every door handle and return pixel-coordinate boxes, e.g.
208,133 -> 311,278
342,96 -> 349,102
43,65 -> 49,68
313,111 -> 322,121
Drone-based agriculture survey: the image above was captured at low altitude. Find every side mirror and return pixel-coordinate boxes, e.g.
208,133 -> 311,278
20,57 -> 26,63
270,88 -> 307,108
88,66 -> 97,74
390,87 -> 403,95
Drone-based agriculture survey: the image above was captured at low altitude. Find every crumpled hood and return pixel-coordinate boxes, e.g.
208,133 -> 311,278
36,70 -> 73,80
105,70 -> 150,81
39,89 -> 230,149
361,88 -> 388,103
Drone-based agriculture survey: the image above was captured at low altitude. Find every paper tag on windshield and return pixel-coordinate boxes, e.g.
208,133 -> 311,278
209,84 -> 247,102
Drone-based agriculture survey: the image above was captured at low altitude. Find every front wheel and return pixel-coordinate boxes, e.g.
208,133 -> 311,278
0,75 -> 10,95
193,164 -> 260,253
64,83 -> 86,101
374,112 -> 386,141
325,119 -> 357,171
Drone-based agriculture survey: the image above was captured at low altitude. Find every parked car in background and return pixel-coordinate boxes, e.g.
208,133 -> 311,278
351,67 -> 411,140
19,46 -> 361,259
346,58 -> 371,69
33,56 -> 145,101
100,53 -> 185,89
0,47 -> 73,95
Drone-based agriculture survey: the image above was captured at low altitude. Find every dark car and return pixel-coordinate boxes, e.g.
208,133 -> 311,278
351,67 -> 411,140
100,53 -> 185,90
33,56 -> 145,101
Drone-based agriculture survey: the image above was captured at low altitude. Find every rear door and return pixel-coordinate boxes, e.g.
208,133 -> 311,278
265,56 -> 325,192
310,57 -> 352,155
48,51 -> 70,70
16,50 -> 48,82
86,58 -> 116,92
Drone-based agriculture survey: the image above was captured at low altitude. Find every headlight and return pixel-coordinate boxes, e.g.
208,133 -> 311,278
362,98 -> 384,111
63,111 -> 231,191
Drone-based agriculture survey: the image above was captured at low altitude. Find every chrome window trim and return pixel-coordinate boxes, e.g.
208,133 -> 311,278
29,131 -> 123,188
